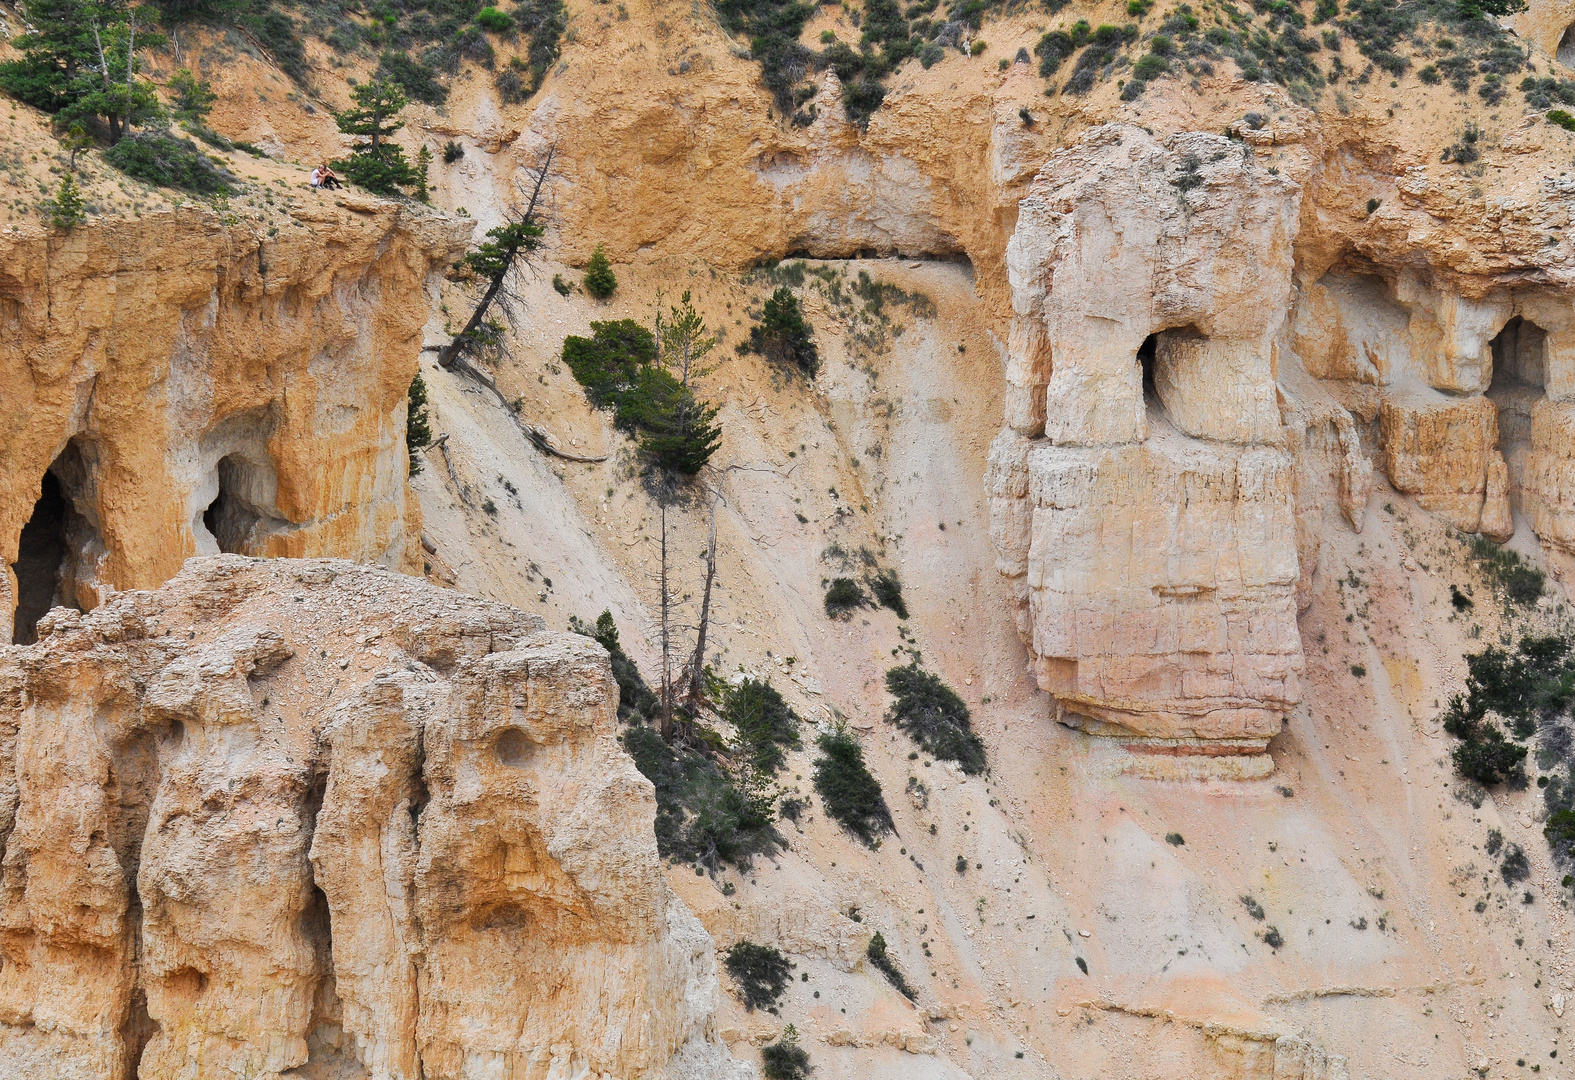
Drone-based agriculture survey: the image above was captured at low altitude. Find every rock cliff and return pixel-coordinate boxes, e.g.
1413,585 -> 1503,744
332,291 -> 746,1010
0,202 -> 470,645
0,556 -> 742,1080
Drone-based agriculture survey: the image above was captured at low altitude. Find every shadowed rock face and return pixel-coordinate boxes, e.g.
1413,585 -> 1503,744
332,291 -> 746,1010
0,556 -> 745,1080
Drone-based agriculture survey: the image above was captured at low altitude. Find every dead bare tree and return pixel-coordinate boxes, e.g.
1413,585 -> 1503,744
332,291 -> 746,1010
684,489 -> 720,706
438,144 -> 555,371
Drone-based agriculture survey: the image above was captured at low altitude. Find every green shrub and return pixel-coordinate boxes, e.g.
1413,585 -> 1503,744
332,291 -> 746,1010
1453,725 -> 1527,786
249,8 -> 309,85
43,173 -> 87,229
377,51 -> 448,106
884,663 -> 986,774
442,140 -> 465,163
495,58 -> 529,103
552,273 -> 572,296
571,610 -> 661,723
104,131 -> 235,193
1035,30 -> 1075,76
475,5 -> 513,32
814,729 -> 893,845
824,577 -> 867,618
868,569 -> 908,619
1464,532 -> 1545,604
724,679 -> 801,773
742,287 -> 819,376
583,243 -> 618,299
623,723 -> 781,868
406,373 -> 433,475
725,942 -> 793,1011
866,931 -> 916,999
514,0 -> 568,94
563,319 -> 657,406
761,1025 -> 811,1080
1501,842 -> 1531,884
1241,895 -> 1265,920
1546,808 -> 1575,861
1551,109 -> 1575,131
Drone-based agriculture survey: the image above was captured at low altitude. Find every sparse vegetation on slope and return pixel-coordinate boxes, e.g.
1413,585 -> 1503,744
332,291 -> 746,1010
884,662 -> 986,774
814,727 -> 893,845
725,941 -> 794,1012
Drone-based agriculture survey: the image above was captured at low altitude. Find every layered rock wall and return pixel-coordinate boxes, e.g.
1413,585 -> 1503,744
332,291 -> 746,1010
989,125 -> 1309,754
0,557 -> 741,1080
0,203 -> 470,644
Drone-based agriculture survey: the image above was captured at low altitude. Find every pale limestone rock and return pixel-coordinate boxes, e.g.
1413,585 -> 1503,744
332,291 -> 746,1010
990,125 -> 1305,746
0,557 -> 745,1080
1021,432 -> 1301,740
1008,124 -> 1298,447
1524,399 -> 1575,555
1379,391 -> 1512,541
1392,275 -> 1512,395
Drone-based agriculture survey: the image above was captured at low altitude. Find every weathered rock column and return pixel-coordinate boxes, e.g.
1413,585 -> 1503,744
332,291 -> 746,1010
988,125 -> 1307,774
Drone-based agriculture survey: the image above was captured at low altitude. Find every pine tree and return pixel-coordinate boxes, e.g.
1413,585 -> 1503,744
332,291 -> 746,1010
414,144 -> 433,203
406,373 -> 433,475
583,243 -> 618,299
168,67 -> 216,124
331,79 -> 418,196
0,0 -> 165,142
745,286 -> 819,375
44,173 -> 87,229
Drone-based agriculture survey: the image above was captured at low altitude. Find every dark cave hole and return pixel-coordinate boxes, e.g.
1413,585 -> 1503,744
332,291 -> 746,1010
1137,333 -> 1159,402
11,471 -> 71,645
203,454 -> 268,556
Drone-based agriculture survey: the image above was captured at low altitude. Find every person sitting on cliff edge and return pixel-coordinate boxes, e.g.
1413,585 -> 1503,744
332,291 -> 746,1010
311,164 -> 343,191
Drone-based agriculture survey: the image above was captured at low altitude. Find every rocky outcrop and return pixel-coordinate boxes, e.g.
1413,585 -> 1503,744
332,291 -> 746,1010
1378,391 -> 1513,542
0,557 -> 743,1080
0,202 -> 470,644
988,125 -> 1307,755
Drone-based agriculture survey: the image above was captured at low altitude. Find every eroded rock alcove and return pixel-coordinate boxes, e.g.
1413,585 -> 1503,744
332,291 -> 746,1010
989,122 -> 1575,773
1,205 -> 470,644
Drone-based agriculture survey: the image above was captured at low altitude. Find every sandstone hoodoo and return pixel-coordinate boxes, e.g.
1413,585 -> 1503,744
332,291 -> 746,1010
0,557 -> 741,1080
989,125 -> 1308,770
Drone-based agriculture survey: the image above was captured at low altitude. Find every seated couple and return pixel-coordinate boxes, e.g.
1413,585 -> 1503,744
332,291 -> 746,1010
309,164 -> 344,190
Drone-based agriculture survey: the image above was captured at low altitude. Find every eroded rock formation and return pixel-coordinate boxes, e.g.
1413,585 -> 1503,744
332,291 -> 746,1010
0,202 -> 470,645
990,119 -> 1575,763
988,125 -> 1308,763
0,557 -> 742,1080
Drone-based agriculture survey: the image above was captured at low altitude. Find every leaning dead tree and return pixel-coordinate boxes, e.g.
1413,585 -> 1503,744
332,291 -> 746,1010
432,146 -> 607,462
438,143 -> 555,371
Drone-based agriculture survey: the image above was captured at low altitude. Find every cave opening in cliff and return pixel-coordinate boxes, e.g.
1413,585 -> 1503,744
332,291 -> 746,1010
11,472 -> 70,645
1491,316 -> 1547,391
203,453 -> 282,556
10,441 -> 102,645
1138,334 -> 1159,402
1490,315 -> 1548,495
1560,25 -> 1575,69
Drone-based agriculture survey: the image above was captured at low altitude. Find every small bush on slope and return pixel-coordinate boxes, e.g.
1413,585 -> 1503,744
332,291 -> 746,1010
724,942 -> 793,1011
885,663 -> 986,774
814,728 -> 893,846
